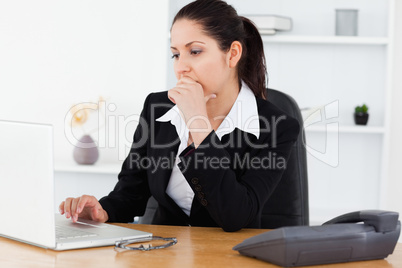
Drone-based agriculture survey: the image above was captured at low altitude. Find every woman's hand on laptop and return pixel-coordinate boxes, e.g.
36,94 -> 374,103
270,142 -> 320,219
59,195 -> 109,223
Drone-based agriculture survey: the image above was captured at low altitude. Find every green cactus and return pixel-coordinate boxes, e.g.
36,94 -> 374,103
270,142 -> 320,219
355,104 -> 368,114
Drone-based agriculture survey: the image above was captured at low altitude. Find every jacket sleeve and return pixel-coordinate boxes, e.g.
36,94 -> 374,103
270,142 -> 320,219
177,114 -> 300,232
99,93 -> 153,223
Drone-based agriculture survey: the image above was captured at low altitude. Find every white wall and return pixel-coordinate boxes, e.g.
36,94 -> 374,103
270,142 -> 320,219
387,1 -> 402,216
0,0 -> 169,165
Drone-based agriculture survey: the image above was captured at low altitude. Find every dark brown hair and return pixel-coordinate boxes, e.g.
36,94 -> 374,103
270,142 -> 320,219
172,0 -> 267,99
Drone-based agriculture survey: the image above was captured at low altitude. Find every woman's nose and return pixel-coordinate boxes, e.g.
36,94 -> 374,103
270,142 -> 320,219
175,56 -> 191,75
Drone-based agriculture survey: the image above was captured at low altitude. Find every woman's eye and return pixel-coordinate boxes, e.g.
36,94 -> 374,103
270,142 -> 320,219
171,50 -> 201,59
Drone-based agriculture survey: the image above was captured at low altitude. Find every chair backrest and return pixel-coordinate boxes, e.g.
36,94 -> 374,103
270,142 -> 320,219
138,88 -> 309,228
138,196 -> 158,224
261,88 -> 309,228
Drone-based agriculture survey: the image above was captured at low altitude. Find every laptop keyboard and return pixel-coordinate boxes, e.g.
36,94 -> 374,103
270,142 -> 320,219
56,225 -> 99,240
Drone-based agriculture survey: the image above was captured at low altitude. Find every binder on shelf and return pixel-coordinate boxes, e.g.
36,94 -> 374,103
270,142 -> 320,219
258,29 -> 276,35
245,15 -> 292,35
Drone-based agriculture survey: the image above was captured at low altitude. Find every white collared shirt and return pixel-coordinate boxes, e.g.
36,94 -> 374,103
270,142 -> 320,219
156,81 -> 260,216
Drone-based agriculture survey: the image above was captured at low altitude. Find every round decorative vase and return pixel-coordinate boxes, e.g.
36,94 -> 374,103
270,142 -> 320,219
354,112 -> 369,125
73,135 -> 99,165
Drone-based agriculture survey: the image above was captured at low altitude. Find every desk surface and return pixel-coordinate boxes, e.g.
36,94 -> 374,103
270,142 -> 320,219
0,223 -> 401,268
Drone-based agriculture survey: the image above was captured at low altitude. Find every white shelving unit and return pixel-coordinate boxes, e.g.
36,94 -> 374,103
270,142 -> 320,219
54,162 -> 122,175
262,35 -> 389,45
256,0 -> 395,224
305,125 -> 386,134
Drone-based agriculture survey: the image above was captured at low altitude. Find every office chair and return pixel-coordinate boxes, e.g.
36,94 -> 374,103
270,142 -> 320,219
261,88 -> 309,228
139,88 -> 309,228
138,196 -> 158,224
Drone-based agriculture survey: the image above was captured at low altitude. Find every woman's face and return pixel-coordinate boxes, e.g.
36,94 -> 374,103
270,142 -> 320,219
170,19 -> 235,96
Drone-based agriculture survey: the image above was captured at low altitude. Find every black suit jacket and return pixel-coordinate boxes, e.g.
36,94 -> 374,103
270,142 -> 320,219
99,91 -> 300,232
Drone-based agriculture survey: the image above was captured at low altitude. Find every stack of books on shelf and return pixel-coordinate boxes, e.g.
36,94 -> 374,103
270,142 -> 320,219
245,15 -> 292,35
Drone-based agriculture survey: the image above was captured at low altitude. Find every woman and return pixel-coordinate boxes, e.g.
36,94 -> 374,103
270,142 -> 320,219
60,0 -> 299,232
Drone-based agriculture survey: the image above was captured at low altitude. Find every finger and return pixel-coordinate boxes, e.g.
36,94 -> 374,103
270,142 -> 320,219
71,198 -> 80,222
76,195 -> 90,215
91,206 -> 99,220
204,93 -> 217,103
168,92 -> 176,104
176,80 -> 201,93
64,198 -> 73,219
171,84 -> 199,101
83,197 -> 103,221
59,201 -> 65,215
168,88 -> 182,104
173,83 -> 193,92
91,206 -> 107,222
168,95 -> 176,104
177,76 -> 197,85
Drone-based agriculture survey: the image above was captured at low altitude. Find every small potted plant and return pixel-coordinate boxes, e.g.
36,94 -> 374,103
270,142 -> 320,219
354,104 -> 369,125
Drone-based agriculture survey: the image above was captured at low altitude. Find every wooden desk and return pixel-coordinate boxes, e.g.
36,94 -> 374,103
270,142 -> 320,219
0,224 -> 401,268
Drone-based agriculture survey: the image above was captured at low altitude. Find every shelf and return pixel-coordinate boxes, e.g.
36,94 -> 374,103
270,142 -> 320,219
305,125 -> 386,134
54,162 -> 122,175
261,35 -> 389,45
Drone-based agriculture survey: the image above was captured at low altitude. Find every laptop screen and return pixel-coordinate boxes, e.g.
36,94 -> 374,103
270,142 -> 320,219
0,120 -> 56,248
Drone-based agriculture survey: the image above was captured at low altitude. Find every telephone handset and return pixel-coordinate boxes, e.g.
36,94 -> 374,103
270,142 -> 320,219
323,210 -> 399,232
233,210 -> 401,267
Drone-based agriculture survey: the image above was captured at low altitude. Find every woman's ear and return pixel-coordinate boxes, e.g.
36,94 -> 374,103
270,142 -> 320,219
228,41 -> 242,68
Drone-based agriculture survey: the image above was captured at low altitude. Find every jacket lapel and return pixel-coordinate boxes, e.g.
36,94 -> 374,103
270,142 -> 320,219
188,129 -> 255,216
147,121 -> 184,213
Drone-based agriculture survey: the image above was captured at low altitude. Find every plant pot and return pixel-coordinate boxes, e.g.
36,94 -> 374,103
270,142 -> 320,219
354,112 -> 369,125
73,135 -> 99,165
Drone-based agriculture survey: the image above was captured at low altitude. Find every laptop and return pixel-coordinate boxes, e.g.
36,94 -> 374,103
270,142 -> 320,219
0,120 -> 152,250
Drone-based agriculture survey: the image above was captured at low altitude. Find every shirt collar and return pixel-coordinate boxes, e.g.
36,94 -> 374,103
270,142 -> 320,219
156,81 -> 260,140
215,81 -> 260,139
156,105 -> 189,141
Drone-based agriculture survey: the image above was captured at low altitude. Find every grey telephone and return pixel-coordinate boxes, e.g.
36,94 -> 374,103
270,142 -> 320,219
233,210 -> 400,267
